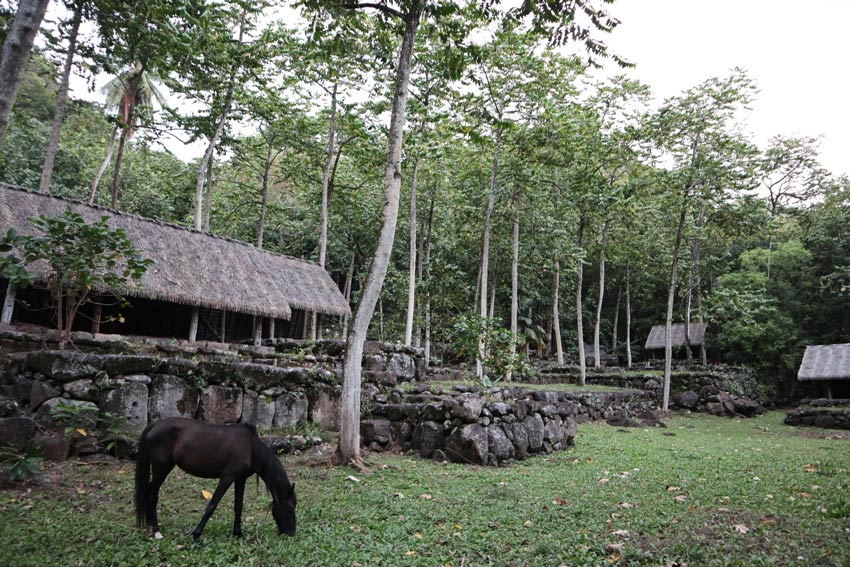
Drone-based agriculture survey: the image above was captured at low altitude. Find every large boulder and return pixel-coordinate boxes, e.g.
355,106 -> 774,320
543,415 -> 564,446
29,381 -> 60,411
0,416 -> 36,451
100,382 -> 149,431
361,419 -> 392,447
522,414 -> 545,452
487,424 -> 514,462
200,385 -> 243,424
672,390 -> 700,410
411,420 -> 444,458
0,393 -> 20,417
308,386 -> 338,431
148,375 -> 199,421
447,394 -> 485,422
272,392 -> 308,428
510,422 -> 530,458
388,353 -> 416,381
241,391 -> 276,430
25,351 -> 99,382
446,424 -> 488,465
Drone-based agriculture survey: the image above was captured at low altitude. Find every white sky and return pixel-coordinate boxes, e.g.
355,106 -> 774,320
600,0 -> 850,177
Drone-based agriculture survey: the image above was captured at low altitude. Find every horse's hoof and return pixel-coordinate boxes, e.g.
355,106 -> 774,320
154,531 -> 163,540
192,533 -> 201,542
233,530 -> 243,538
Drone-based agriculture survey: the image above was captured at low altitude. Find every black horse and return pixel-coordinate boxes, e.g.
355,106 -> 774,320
135,417 -> 296,540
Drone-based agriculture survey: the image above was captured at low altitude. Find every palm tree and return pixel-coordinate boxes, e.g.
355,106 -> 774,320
89,62 -> 163,206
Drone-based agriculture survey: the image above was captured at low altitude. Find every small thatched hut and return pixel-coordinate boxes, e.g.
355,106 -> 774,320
797,344 -> 850,399
0,183 -> 349,341
643,322 -> 707,357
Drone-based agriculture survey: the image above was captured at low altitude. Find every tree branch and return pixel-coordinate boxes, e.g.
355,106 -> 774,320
344,2 -> 404,18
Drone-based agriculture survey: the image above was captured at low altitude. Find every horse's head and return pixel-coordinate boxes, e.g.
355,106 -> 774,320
272,483 -> 296,536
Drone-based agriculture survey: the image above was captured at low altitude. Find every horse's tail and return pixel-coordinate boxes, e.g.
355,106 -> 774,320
135,422 -> 155,529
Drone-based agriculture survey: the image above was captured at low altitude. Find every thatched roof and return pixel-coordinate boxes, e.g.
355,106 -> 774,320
0,183 -> 350,319
798,344 -> 850,381
644,322 -> 707,350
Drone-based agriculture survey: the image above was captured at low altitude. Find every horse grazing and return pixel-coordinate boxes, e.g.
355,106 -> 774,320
135,417 -> 296,540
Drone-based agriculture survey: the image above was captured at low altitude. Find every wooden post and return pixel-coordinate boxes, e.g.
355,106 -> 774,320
189,307 -> 199,342
91,303 -> 102,335
268,317 -> 275,340
220,310 -> 227,343
253,316 -> 262,346
1,282 -> 16,325
827,381 -> 833,400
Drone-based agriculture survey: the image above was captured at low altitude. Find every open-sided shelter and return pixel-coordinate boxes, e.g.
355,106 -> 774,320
797,343 -> 850,399
0,183 -> 349,342
643,322 -> 707,357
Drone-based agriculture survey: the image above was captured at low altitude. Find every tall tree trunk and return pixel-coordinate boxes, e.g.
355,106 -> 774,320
0,0 -> 50,145
593,228 -> 607,368
663,200 -> 689,412
690,204 -> 707,365
625,266 -> 632,368
39,1 -> 82,193
257,152 -> 271,248
508,192 -> 520,381
341,251 -> 355,337
477,129 -> 501,380
423,183 -> 435,367
194,9 -> 246,230
314,82 -> 338,340
489,279 -> 496,319
552,261 -> 564,366
202,155 -> 214,231
90,124 -> 118,204
336,3 -> 422,467
404,157 -> 420,346
576,217 -> 587,385
612,281 -> 621,353
110,101 -> 134,209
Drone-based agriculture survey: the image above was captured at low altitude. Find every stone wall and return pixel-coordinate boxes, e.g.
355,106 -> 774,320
0,336 -> 425,460
360,383 -> 656,466
785,399 -> 850,430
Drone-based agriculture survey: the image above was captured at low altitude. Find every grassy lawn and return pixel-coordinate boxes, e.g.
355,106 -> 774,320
425,380 -> 633,394
1,412 -> 849,567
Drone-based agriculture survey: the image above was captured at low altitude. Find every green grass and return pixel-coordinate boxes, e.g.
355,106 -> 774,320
426,379 -> 632,393
2,412 -> 849,566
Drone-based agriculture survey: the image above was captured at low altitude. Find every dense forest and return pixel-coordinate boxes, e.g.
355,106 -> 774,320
1,0 -> 848,402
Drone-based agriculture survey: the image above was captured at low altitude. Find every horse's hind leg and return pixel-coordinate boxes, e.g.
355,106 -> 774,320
191,476 -> 234,541
148,461 -> 174,539
232,478 -> 247,537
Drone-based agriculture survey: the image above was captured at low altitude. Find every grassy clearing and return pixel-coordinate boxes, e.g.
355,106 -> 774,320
1,412 -> 849,567
425,380 -> 632,394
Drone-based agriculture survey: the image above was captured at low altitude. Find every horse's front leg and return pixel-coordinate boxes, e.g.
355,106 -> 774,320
232,478 -> 247,537
192,477 -> 234,541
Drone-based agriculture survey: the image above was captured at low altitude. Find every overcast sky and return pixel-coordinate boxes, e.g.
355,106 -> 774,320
600,0 -> 849,177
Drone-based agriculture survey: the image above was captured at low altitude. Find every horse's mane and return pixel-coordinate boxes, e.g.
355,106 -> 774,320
251,435 -> 291,501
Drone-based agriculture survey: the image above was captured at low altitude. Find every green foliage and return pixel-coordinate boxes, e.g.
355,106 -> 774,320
49,402 -> 97,436
449,314 -> 527,384
0,445 -> 44,482
0,211 -> 152,346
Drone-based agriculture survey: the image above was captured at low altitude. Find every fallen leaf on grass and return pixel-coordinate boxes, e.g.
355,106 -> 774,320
666,485 -> 681,492
618,502 -> 632,508
76,428 -> 87,437
798,492 -> 811,498
552,498 -> 569,506
733,524 -> 749,534
414,533 -> 423,539
404,551 -> 417,556
346,476 -> 360,483
598,478 -> 610,485
420,494 -> 433,500
613,529 -> 630,540
804,464 -> 818,473
201,490 -> 212,500
674,495 -> 687,502
604,543 -> 623,553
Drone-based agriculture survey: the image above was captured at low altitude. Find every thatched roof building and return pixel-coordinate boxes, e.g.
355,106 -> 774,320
644,322 -> 707,350
798,344 -> 850,381
0,183 -> 349,325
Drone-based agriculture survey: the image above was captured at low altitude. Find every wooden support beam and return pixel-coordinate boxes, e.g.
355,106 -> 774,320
189,307 -> 199,342
91,303 -> 102,335
268,318 -> 275,339
253,316 -> 262,346
1,282 -> 15,324
220,310 -> 227,343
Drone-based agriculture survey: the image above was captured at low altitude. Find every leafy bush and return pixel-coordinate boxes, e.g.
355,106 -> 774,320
449,314 -> 527,385
0,445 -> 44,482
